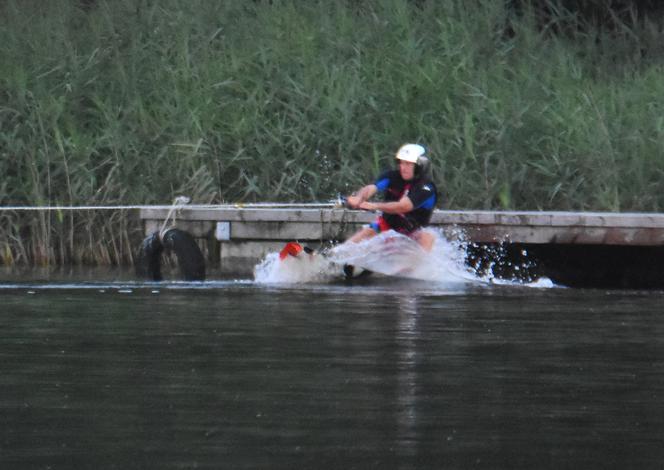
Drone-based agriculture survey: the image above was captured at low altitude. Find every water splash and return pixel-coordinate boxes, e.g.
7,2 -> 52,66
254,250 -> 339,284
465,242 -> 555,288
328,230 -> 474,283
256,230 -> 473,285
254,228 -> 555,288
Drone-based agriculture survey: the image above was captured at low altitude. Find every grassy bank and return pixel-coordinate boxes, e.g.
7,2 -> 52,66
2,0 -> 664,264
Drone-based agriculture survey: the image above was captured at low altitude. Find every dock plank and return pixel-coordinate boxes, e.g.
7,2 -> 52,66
139,208 -> 664,246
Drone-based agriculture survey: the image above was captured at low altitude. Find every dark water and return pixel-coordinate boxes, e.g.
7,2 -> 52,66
1,271 -> 663,469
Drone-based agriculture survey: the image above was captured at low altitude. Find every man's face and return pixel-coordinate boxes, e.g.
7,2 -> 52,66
398,160 -> 416,181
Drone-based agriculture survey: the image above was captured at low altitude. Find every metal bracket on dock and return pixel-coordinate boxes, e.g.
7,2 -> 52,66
215,222 -> 231,241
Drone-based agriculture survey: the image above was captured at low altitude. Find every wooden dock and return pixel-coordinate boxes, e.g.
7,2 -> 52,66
139,207 -> 664,287
140,207 -> 664,245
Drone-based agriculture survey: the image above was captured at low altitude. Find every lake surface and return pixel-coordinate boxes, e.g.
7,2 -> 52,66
1,268 -> 663,469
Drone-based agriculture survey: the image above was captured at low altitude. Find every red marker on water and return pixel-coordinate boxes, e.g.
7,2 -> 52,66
279,242 -> 303,260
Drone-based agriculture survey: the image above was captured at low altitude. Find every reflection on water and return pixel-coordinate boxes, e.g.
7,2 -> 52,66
395,296 -> 420,461
1,269 -> 663,469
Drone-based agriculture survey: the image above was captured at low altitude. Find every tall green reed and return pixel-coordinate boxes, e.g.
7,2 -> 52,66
2,0 -> 664,264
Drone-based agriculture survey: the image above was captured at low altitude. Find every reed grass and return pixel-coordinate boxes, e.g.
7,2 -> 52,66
2,0 -> 664,264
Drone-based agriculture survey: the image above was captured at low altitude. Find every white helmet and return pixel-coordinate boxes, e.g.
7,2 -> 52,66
395,143 -> 426,163
395,143 -> 432,180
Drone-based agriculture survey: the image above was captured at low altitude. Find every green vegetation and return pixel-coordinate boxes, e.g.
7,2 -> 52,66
2,0 -> 664,264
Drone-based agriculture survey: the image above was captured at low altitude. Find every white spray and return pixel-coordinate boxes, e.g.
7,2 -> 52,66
255,229 -> 480,285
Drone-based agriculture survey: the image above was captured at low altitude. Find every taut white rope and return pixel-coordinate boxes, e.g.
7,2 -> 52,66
0,202 -> 340,211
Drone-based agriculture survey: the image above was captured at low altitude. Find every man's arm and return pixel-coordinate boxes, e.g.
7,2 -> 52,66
359,196 -> 413,214
346,184 -> 378,209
